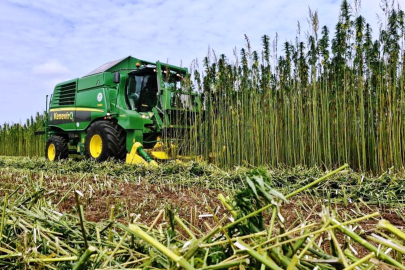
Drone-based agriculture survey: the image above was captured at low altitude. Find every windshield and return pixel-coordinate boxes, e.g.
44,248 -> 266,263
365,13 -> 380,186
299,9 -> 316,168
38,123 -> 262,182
126,72 -> 158,112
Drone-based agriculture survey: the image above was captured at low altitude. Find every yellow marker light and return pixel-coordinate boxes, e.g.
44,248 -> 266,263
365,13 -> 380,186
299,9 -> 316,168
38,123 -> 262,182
136,62 -> 140,67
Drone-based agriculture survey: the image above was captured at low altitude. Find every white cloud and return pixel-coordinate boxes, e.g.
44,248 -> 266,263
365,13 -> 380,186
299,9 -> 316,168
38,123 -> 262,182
32,60 -> 71,77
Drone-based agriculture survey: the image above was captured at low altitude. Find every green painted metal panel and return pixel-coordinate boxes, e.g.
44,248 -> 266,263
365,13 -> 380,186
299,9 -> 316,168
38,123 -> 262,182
75,87 -> 107,130
77,74 -> 104,91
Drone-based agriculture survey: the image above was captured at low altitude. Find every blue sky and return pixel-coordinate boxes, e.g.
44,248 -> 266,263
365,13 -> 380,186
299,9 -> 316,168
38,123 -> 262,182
0,0 -> 384,124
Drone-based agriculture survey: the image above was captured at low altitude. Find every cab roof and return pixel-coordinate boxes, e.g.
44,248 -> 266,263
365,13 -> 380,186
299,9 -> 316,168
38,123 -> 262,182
83,56 -> 187,77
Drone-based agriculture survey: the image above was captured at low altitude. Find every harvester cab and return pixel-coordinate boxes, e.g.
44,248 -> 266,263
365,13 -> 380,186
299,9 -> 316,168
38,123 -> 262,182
43,56 -> 201,166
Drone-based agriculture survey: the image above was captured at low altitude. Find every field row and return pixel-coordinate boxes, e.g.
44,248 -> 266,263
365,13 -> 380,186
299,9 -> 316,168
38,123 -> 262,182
0,157 -> 404,268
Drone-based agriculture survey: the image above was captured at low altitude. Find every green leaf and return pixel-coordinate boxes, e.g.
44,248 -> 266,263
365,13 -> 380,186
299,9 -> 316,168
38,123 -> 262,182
246,177 -> 260,202
252,175 -> 265,190
265,183 -> 287,202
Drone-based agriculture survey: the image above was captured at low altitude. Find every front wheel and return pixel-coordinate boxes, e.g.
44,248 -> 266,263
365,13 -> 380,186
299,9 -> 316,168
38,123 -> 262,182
85,121 -> 120,162
45,136 -> 68,161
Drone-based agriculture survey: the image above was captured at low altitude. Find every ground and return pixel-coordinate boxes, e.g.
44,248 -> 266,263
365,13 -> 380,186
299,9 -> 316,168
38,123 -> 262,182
1,157 -> 404,267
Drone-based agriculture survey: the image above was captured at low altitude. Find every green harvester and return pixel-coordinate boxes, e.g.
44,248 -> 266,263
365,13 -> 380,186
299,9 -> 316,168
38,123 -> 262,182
42,56 -> 201,166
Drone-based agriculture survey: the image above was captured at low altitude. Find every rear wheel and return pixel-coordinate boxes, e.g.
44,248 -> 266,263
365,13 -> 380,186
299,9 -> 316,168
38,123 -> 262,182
45,136 -> 68,161
85,121 -> 120,162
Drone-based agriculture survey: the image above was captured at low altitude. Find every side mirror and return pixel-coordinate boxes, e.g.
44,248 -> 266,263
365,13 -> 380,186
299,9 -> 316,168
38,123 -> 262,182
113,72 -> 120,83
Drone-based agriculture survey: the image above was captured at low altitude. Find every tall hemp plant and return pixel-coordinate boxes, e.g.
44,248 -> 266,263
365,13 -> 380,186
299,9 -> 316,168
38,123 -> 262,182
187,0 -> 405,174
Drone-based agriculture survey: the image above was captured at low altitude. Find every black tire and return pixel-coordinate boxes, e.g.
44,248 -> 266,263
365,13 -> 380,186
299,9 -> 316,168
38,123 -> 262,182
85,121 -> 120,162
45,136 -> 69,161
115,124 -> 127,161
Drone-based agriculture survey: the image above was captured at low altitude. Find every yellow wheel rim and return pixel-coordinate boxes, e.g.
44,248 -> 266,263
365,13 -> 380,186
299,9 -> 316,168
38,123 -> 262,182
90,134 -> 103,158
48,143 -> 56,161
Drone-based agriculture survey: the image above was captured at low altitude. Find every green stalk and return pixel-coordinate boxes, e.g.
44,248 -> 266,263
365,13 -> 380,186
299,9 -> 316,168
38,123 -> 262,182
72,246 -> 96,270
108,205 -> 115,242
367,234 -> 405,254
101,232 -> 128,268
331,219 -> 405,269
199,230 -> 266,248
55,174 -> 87,207
28,256 -> 78,262
285,230 -> 310,258
269,248 -> 299,270
343,252 -> 375,270
127,224 -> 195,270
377,219 -> 405,242
148,210 -> 164,232
236,239 -> 283,270
174,215 -> 196,239
329,229 -> 349,267
74,191 -> 88,249
0,194 -> 8,244
200,259 -> 249,270
218,194 -> 237,218
260,206 -> 278,270
286,164 -> 348,199
267,206 -> 277,239
287,219 -> 331,270
262,212 -> 379,250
